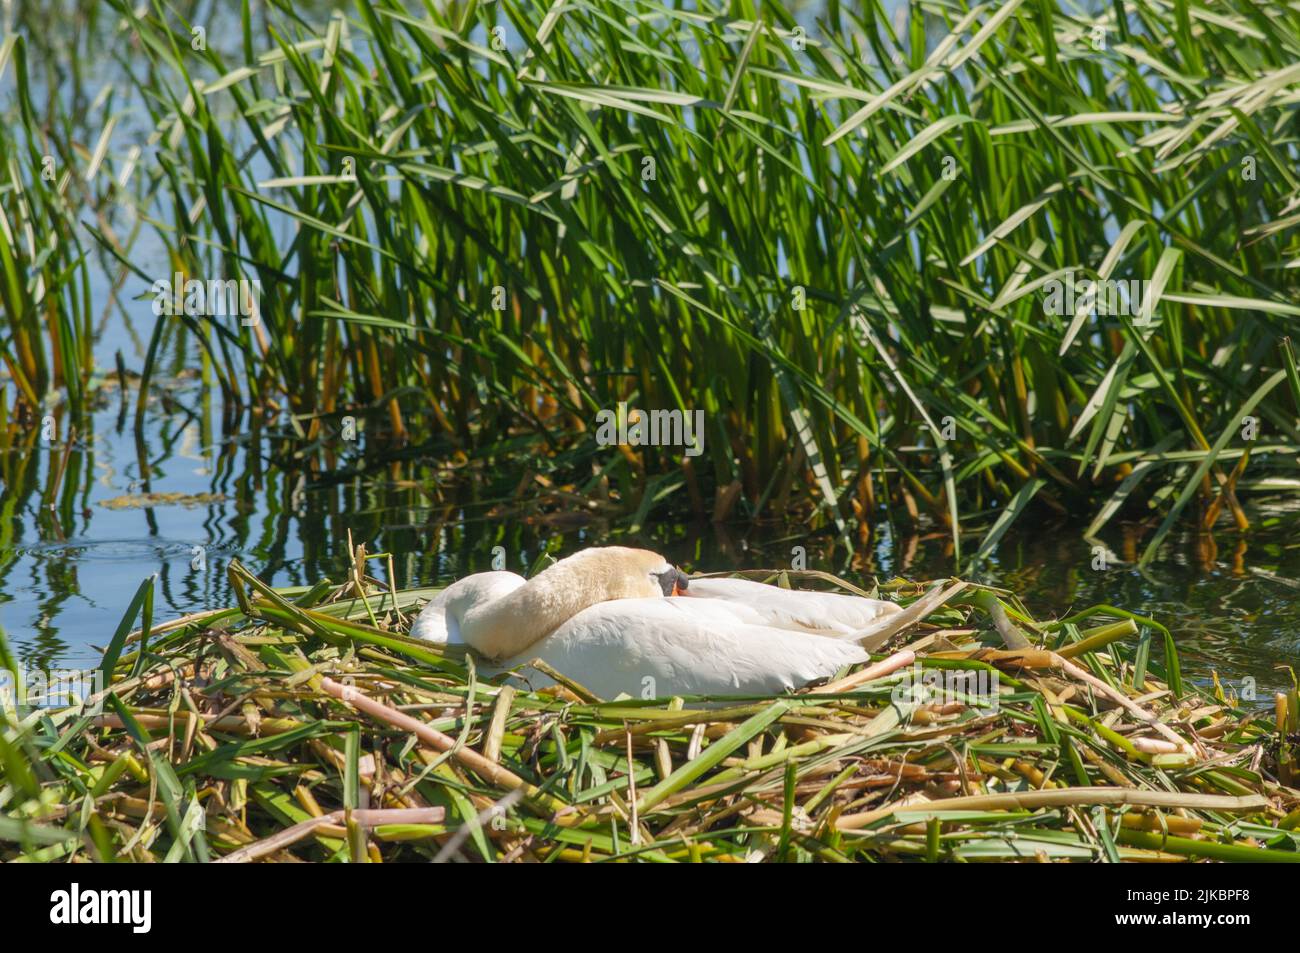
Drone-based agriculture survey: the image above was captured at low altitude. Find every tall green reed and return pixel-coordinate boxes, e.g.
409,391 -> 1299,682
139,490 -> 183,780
0,35 -> 93,423
61,0 -> 1300,561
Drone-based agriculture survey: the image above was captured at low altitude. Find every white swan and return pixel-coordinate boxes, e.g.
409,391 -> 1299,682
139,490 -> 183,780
409,546 -> 902,699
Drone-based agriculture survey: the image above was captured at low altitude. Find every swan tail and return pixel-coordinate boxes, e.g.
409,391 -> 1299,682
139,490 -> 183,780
846,580 -> 966,651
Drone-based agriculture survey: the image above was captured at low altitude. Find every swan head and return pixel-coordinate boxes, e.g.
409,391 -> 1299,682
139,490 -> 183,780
547,546 -> 688,600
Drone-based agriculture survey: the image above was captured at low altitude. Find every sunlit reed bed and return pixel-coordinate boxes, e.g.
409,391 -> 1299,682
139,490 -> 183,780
2,560 -> 1297,863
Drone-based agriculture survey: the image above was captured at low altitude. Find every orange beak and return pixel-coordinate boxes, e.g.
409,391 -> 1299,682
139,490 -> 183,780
672,571 -> 689,596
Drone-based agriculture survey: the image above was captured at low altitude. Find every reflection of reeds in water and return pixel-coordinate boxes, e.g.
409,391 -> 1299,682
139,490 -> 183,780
7,0 -> 1300,558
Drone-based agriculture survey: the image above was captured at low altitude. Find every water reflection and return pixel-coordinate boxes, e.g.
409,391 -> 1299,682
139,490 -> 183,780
2,386 -> 1297,706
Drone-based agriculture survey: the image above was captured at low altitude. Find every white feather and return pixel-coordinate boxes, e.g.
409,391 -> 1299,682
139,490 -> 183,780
682,577 -> 902,636
408,572 -> 524,644
489,597 -> 868,698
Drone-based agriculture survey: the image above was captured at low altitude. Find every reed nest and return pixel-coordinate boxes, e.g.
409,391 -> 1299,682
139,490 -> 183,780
3,559 -> 1298,864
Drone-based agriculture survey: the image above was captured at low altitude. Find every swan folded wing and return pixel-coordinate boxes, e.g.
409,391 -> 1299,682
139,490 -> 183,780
505,598 -> 869,699
409,604 -> 451,643
682,577 -> 902,637
409,571 -> 525,645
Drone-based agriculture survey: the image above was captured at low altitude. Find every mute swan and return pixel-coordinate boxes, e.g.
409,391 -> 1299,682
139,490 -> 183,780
409,547 -> 902,699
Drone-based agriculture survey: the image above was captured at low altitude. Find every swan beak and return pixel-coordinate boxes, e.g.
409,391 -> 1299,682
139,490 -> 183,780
656,567 -> 691,596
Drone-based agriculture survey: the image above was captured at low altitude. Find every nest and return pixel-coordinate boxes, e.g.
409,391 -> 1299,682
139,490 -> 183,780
3,561 -> 1298,863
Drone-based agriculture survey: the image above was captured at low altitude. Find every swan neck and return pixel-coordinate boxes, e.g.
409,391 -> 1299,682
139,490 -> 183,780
460,570 -> 603,660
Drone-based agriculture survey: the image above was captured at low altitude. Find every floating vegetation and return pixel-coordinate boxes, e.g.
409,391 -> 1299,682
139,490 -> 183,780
98,492 -> 227,510
2,562 -> 1297,863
